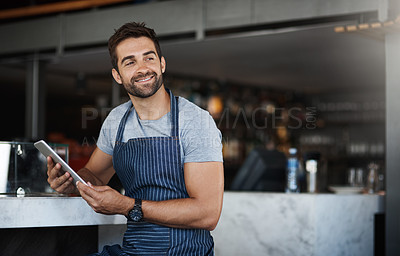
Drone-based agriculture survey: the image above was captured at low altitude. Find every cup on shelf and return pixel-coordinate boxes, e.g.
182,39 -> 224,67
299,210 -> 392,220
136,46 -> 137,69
355,168 -> 364,187
347,168 -> 356,186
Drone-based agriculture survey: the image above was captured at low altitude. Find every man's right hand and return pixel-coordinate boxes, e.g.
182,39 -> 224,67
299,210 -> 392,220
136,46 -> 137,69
46,156 -> 78,195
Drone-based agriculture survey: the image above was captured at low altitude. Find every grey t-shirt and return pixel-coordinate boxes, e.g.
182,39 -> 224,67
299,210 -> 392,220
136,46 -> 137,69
97,96 -> 223,164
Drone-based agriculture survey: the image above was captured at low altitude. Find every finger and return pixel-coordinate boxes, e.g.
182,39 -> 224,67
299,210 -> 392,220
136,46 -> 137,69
47,156 -> 54,166
88,185 -> 110,192
47,156 -> 65,177
55,177 -> 74,192
46,157 -> 55,176
78,182 -> 98,206
48,159 -> 64,176
48,171 -> 71,190
47,163 -> 62,180
47,165 -> 65,183
77,181 -> 96,198
55,163 -> 65,176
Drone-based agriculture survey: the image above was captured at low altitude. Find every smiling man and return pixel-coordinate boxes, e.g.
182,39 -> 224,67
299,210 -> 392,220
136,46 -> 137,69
46,22 -> 224,255
116,41 -> 164,98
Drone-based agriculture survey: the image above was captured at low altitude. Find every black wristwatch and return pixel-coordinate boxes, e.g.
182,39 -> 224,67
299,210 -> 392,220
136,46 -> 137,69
128,198 -> 143,222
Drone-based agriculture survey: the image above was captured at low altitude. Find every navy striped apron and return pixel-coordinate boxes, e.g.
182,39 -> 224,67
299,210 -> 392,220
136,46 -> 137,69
97,89 -> 214,256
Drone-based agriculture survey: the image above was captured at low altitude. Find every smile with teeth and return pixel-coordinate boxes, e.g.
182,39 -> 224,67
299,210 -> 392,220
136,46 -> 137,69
135,75 -> 154,83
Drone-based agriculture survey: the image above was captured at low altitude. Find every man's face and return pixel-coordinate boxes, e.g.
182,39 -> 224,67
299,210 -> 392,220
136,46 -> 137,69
112,37 -> 165,98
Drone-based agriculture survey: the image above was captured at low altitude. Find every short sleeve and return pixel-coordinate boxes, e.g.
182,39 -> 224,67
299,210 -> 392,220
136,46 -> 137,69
96,101 -> 131,155
180,106 -> 223,163
96,117 -> 114,156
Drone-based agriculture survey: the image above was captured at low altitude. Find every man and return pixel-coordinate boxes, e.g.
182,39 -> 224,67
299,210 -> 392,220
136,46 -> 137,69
47,22 -> 224,255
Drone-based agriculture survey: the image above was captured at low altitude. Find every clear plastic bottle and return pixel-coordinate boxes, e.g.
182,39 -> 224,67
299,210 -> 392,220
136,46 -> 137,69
286,148 -> 300,193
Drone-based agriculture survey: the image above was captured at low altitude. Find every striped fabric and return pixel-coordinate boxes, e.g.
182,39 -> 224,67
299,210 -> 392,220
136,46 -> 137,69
100,89 -> 214,256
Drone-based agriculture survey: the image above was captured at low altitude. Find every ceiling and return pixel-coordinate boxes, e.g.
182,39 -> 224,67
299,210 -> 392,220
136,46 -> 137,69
0,21 -> 386,98
162,25 -> 385,94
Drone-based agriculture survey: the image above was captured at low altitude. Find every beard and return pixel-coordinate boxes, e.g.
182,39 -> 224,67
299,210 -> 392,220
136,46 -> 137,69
122,71 -> 163,98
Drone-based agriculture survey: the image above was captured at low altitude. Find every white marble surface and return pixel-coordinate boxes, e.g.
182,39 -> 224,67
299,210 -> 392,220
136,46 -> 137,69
211,192 -> 384,256
0,196 -> 126,228
0,193 -> 384,256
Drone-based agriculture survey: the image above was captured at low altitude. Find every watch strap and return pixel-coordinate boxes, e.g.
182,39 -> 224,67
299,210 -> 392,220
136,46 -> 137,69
134,198 -> 142,210
129,198 -> 143,222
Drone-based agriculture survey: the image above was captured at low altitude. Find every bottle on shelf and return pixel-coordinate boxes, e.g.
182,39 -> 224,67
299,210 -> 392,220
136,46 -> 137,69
286,148 -> 300,193
305,159 -> 318,193
366,162 -> 379,194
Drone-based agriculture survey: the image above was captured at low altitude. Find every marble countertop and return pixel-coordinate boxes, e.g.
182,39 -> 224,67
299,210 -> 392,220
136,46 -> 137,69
0,196 -> 126,228
212,192 -> 384,256
1,192 -> 384,256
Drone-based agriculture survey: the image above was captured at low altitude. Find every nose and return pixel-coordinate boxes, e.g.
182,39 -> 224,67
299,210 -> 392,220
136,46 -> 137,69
135,60 -> 149,75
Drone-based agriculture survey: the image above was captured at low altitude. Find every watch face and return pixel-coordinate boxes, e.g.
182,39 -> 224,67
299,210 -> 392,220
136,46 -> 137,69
129,199 -> 143,222
133,214 -> 141,222
130,209 -> 142,222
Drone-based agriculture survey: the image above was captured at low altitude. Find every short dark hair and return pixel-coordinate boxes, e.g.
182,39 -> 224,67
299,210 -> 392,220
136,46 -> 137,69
108,22 -> 162,71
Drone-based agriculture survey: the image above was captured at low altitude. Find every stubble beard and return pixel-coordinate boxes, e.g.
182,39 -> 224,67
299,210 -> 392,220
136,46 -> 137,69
123,71 -> 163,98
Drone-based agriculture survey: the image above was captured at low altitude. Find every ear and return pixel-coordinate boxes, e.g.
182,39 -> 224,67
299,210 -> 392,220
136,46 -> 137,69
161,56 -> 166,73
112,68 -> 122,84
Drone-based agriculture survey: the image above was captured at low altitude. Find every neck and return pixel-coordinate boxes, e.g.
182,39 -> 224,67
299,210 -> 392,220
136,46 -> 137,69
129,85 -> 170,120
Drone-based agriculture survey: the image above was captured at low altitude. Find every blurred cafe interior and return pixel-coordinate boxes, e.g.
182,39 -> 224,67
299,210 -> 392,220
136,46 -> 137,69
0,0 -> 399,255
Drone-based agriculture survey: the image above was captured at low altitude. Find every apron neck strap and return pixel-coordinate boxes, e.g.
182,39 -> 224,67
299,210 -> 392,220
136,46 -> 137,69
115,88 -> 179,142
168,88 -> 179,137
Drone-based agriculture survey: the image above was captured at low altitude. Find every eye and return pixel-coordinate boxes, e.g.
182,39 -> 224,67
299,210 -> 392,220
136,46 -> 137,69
125,61 -> 135,66
146,57 -> 154,61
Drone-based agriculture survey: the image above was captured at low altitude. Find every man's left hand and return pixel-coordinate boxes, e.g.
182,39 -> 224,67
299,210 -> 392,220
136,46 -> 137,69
77,181 -> 133,216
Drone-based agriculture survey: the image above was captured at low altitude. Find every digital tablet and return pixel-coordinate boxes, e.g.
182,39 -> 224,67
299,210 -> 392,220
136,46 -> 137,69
34,140 -> 88,186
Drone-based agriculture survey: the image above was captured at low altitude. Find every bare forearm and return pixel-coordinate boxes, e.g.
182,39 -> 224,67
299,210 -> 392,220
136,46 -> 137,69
141,197 -> 221,231
71,168 -> 107,195
79,185 -> 221,230
78,168 -> 106,186
77,161 -> 224,231
138,163 -> 224,231
76,184 -> 220,229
